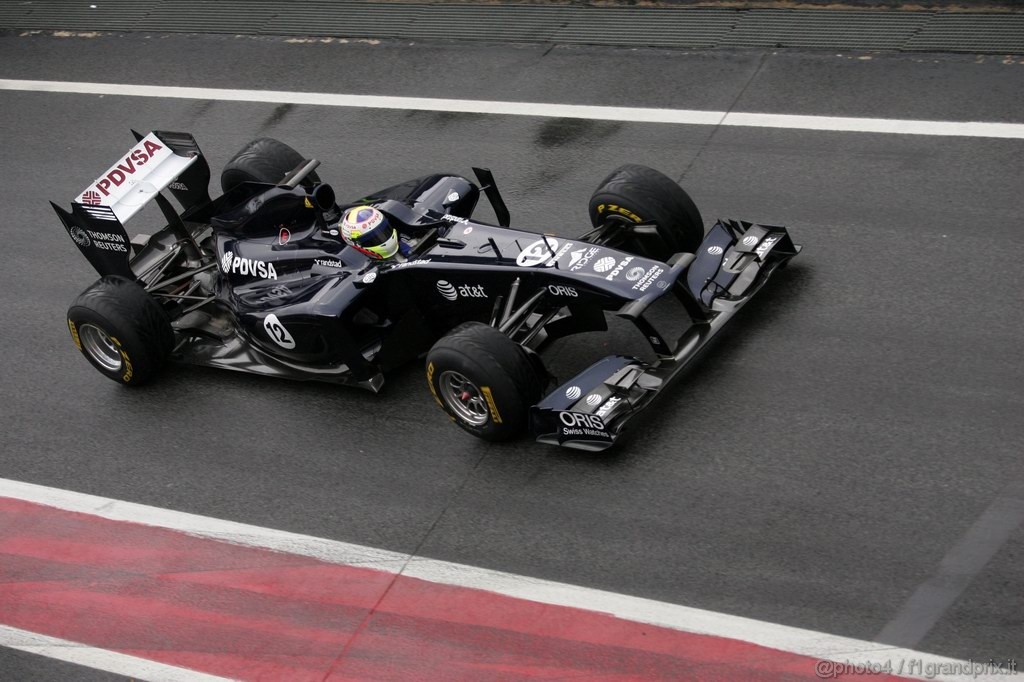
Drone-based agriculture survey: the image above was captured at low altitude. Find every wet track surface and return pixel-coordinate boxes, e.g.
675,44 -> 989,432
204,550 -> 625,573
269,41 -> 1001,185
1,31 -> 1022,677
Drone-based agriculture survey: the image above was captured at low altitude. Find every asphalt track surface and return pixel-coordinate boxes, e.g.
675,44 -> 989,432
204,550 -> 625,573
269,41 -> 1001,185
1,30 -> 1022,678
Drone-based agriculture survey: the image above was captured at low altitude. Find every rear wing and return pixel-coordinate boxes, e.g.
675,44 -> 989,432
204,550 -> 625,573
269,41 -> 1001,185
51,130 -> 211,280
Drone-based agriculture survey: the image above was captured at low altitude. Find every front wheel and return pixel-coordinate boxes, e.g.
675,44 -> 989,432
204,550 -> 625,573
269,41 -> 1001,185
67,276 -> 175,386
588,164 -> 705,258
426,322 -> 545,441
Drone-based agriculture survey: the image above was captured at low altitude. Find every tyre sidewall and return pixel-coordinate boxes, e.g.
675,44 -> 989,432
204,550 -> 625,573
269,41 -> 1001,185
67,276 -> 173,386
67,306 -> 147,385
427,347 -> 528,441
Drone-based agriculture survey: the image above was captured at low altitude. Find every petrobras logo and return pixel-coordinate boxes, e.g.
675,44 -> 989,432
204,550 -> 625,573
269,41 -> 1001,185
565,385 -> 581,400
516,237 -> 561,267
436,280 -> 458,301
220,251 -> 278,280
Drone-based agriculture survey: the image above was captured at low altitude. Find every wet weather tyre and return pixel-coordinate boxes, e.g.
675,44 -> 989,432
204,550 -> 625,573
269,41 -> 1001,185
220,137 -> 320,193
66,276 -> 175,386
588,164 -> 705,258
426,322 -> 545,442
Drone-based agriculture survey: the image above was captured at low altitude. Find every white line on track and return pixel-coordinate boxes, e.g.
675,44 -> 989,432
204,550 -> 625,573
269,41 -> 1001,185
0,625 -> 230,682
2,79 -> 1023,140
1,477 -> 1019,682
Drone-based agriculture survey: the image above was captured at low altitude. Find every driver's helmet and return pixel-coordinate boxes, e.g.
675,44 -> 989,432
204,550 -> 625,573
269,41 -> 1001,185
340,206 -> 399,260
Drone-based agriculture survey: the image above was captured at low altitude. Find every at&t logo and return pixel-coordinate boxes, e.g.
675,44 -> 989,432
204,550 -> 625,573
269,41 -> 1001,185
437,280 -> 487,301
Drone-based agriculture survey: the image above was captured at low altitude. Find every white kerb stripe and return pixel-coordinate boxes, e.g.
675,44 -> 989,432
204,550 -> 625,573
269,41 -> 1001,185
0,477 -> 1018,682
1,79 -> 1023,140
0,625 -> 231,682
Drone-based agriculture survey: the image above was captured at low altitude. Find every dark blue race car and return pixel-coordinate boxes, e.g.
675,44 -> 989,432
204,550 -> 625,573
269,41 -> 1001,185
54,131 -> 800,450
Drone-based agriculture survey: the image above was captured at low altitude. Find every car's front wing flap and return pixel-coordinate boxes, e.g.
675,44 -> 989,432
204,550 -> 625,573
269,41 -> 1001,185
530,219 -> 801,451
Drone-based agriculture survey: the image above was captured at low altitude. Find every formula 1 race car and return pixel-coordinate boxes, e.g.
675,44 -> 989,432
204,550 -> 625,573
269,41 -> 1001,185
54,131 -> 800,451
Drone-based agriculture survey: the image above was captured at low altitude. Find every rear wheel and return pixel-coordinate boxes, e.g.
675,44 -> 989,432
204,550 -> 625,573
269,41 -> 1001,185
67,276 -> 175,386
588,164 -> 704,258
220,137 -> 320,193
426,322 -> 545,441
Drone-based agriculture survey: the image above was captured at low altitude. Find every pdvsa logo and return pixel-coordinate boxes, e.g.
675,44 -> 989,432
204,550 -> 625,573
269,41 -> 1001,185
221,251 -> 278,280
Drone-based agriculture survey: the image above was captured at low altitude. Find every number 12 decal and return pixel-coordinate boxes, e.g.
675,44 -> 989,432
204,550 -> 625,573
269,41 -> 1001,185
263,313 -> 296,349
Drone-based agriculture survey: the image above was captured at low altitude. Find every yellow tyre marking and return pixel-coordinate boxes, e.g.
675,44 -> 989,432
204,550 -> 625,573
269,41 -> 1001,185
67,320 -> 82,350
480,386 -> 503,424
597,203 -> 643,223
119,350 -> 133,383
426,362 -> 444,409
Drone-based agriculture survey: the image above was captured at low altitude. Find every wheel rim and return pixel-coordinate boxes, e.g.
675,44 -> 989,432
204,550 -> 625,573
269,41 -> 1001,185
438,370 -> 490,426
78,323 -> 123,372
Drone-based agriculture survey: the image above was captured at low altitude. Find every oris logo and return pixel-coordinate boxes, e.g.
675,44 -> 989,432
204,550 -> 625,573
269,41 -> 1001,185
558,411 -> 606,430
547,284 -> 577,297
